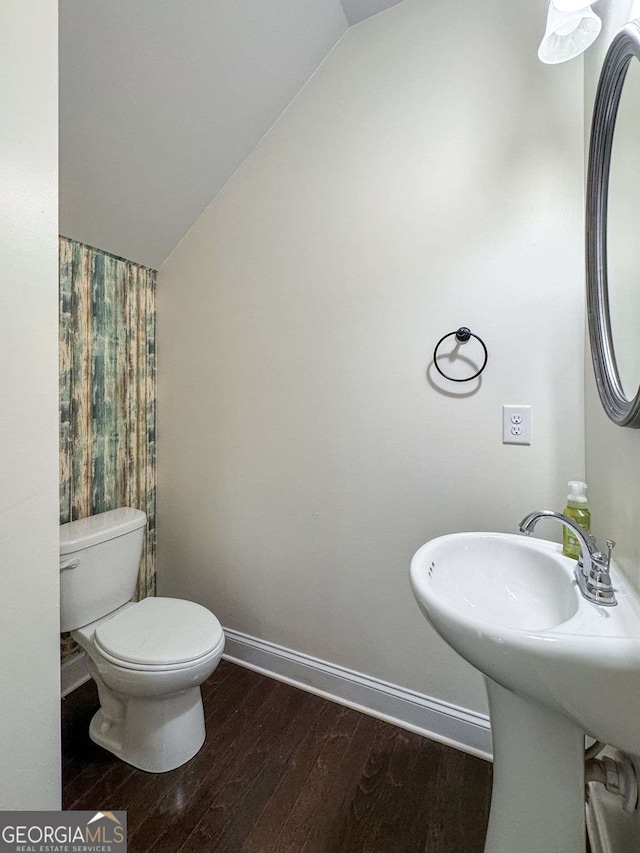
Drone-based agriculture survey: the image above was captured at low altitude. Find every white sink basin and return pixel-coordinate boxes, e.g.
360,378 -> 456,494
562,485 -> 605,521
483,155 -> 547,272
410,531 -> 640,853
414,532 -> 579,631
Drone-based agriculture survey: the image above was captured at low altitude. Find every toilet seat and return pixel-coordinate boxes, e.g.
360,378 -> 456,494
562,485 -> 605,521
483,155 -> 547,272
94,631 -> 225,672
94,597 -> 224,670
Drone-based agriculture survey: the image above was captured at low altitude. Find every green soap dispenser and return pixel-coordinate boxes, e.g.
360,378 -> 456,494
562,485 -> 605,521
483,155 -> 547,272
562,481 -> 591,560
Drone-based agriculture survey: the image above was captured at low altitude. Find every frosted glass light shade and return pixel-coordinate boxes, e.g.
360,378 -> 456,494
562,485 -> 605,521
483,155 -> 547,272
538,3 -> 602,64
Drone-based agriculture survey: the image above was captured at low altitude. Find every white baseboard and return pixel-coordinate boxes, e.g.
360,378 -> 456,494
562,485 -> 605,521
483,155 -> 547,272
61,651 -> 90,698
223,628 -> 492,761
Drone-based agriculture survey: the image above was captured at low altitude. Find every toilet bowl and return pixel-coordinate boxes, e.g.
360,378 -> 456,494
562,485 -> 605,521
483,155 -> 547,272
73,597 -> 224,772
60,508 -> 225,773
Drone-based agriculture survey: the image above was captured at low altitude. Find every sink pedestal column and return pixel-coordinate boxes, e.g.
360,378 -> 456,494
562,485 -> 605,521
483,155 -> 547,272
484,679 -> 585,853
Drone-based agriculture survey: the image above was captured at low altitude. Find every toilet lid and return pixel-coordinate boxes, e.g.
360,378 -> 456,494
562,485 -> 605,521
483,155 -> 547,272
94,598 -> 223,666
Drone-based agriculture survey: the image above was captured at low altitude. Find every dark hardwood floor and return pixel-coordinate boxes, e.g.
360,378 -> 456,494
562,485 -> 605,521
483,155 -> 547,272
62,661 -> 492,852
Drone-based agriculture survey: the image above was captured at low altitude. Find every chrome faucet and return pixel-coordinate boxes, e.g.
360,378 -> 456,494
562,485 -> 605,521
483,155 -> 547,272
519,510 -> 617,607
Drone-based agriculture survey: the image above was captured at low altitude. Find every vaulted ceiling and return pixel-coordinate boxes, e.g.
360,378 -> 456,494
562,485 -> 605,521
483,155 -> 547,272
340,0 -> 404,24
59,0 -> 404,269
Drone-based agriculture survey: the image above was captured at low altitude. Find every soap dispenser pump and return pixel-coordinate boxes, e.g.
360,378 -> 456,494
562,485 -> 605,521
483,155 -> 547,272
563,481 -> 591,560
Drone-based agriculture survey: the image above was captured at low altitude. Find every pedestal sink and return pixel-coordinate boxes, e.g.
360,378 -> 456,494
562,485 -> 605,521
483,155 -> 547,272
410,531 -> 640,853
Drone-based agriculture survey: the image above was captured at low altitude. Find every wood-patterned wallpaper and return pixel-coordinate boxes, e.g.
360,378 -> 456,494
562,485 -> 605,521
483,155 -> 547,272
59,237 -> 156,663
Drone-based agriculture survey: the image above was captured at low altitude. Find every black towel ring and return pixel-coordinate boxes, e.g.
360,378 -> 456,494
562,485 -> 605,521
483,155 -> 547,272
433,327 -> 488,383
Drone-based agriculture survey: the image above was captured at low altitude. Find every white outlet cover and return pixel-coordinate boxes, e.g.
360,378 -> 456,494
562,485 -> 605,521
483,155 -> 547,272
502,405 -> 531,445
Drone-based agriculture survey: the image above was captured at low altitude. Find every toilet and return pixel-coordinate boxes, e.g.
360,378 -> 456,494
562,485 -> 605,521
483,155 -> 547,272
60,507 -> 224,773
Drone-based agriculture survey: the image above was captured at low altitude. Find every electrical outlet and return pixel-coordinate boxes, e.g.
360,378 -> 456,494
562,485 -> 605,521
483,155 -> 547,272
503,405 -> 531,445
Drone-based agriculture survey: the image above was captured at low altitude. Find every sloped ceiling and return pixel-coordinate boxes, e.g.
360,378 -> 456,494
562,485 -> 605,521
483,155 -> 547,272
59,0 -> 404,269
340,0 -> 404,25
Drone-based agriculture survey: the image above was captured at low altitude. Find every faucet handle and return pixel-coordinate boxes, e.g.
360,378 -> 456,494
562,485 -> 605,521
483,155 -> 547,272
606,539 -> 616,569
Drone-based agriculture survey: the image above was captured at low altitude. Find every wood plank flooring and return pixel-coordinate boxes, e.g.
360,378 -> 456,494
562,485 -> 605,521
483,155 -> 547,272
62,660 -> 492,852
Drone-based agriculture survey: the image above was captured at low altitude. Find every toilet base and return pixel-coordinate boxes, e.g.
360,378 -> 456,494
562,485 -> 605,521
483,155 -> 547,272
89,685 -> 206,773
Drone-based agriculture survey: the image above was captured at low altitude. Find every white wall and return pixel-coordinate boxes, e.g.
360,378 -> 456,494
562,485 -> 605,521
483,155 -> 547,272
584,0 -> 640,592
0,0 -> 61,809
158,0 -> 585,715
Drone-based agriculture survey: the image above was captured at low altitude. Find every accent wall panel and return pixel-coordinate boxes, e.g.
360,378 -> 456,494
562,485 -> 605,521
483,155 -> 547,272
59,236 -> 156,662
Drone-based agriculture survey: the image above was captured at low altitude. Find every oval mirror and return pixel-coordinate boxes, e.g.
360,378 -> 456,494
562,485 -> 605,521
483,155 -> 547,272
586,20 -> 640,427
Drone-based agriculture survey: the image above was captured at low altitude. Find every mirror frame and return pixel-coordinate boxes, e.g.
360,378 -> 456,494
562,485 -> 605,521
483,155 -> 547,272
586,20 -> 640,428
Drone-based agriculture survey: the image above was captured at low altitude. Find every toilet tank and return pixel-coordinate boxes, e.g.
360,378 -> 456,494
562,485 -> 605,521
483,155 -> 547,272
60,508 -> 147,632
